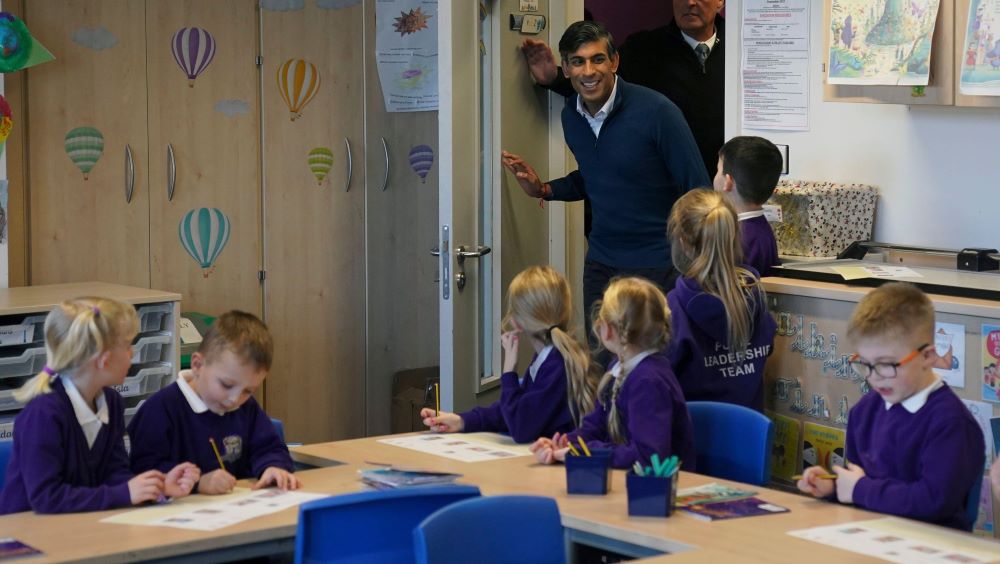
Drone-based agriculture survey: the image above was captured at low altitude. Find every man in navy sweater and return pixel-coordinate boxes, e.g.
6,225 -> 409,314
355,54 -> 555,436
502,21 -> 708,338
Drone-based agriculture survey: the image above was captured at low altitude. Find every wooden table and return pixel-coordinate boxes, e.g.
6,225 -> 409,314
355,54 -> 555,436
0,434 -> 996,562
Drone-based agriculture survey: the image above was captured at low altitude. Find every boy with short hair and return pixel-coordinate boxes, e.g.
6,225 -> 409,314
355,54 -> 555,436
128,311 -> 299,494
798,283 -> 984,531
713,136 -> 783,276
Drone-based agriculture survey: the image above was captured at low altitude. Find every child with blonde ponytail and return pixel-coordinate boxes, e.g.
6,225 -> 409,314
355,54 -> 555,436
667,189 -> 777,412
0,297 -> 200,514
422,266 -> 596,443
532,277 -> 695,470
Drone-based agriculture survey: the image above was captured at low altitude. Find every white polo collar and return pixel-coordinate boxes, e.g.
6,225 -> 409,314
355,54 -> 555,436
527,345 -> 554,383
60,375 -> 109,449
613,349 -> 658,379
738,210 -> 766,221
176,369 -> 209,414
886,375 -> 944,413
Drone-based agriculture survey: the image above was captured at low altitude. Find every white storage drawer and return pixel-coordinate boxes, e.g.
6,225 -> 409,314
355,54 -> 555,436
0,415 -> 12,442
137,303 -> 173,334
0,347 -> 47,379
113,363 -> 173,398
131,334 -> 172,364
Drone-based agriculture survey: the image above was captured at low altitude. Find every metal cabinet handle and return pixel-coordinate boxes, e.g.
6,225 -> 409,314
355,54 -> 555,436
380,137 -> 389,192
344,137 -> 353,193
124,144 -> 135,204
167,143 -> 176,202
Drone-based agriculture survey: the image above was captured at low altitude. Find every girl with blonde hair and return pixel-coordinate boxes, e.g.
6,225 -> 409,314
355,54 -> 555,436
0,297 -> 200,514
423,266 -> 596,443
532,277 -> 695,469
667,189 -> 776,411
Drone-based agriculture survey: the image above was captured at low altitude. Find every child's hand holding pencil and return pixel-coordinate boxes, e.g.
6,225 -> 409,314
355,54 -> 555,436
796,465 -> 838,499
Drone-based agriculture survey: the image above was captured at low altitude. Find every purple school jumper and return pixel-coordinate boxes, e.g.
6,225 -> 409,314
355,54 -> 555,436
667,274 -> 776,412
568,353 -> 695,470
0,379 -> 133,514
127,378 -> 292,482
847,383 -> 984,531
740,214 -> 779,277
460,348 -> 576,443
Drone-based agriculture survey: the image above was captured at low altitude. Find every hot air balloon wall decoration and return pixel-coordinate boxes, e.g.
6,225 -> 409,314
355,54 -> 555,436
277,58 -> 320,121
171,27 -> 216,87
179,207 -> 231,278
408,144 -> 434,184
64,126 -> 104,180
308,147 -> 333,186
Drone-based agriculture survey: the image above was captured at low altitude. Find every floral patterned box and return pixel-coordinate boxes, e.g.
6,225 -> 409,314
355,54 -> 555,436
767,180 -> 878,257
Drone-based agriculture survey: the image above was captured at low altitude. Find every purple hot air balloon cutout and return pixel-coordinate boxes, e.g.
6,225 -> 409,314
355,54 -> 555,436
171,27 -> 216,88
408,145 -> 434,183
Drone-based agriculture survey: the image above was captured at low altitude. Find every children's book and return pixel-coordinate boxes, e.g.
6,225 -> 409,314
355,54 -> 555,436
674,482 -> 757,507
680,497 -> 789,521
359,467 -> 462,490
0,538 -> 42,561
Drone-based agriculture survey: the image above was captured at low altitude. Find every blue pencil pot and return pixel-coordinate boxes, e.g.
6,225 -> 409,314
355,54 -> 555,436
565,449 -> 612,495
626,471 -> 677,517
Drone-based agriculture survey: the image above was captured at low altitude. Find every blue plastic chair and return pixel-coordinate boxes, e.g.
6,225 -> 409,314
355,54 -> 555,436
965,477 -> 983,532
413,495 -> 565,564
270,418 -> 285,443
687,401 -> 774,486
0,440 -> 10,491
294,485 -> 480,563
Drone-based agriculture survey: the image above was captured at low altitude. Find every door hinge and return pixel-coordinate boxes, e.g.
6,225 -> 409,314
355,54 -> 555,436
258,270 -> 266,282
255,56 -> 263,67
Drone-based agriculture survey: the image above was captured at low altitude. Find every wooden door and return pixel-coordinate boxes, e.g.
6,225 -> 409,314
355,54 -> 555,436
25,1 -> 150,287
262,1 -> 367,443
364,0 -> 442,435
146,0 -> 262,316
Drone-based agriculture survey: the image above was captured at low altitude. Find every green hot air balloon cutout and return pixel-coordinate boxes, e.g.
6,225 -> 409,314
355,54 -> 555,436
179,207 -> 231,278
308,147 -> 333,185
64,126 -> 104,180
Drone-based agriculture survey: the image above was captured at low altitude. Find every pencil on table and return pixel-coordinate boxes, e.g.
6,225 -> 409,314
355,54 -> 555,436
434,383 -> 440,417
209,437 -> 227,471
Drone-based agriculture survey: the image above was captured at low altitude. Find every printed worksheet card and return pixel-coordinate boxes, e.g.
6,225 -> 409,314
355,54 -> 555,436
788,517 -> 1000,563
375,0 -> 438,112
974,476 -> 995,537
961,0 -> 1000,95
933,322 -> 965,388
802,422 -> 846,472
378,433 -> 532,462
980,324 -> 1000,403
766,410 -> 801,481
828,0 -> 942,85
962,399 -> 995,472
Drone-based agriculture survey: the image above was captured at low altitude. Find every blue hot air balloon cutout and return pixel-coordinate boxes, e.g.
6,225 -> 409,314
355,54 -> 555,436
178,207 -> 230,278
408,144 -> 434,183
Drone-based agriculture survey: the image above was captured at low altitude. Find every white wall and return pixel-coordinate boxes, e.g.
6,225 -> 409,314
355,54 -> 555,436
726,0 -> 1000,251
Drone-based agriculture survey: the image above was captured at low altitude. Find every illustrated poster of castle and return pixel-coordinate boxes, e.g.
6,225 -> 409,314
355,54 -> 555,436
828,0 -> 942,86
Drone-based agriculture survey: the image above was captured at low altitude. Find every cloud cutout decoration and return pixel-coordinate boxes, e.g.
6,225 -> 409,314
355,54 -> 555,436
214,99 -> 250,118
71,26 -> 118,51
317,0 -> 362,9
261,0 -> 304,11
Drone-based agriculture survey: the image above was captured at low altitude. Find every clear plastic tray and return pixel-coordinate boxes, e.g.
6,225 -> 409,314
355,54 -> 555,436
113,364 -> 173,398
131,334 -> 172,364
137,303 -> 173,334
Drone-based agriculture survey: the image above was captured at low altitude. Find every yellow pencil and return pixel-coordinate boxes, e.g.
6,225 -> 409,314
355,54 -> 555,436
577,436 -> 592,457
434,383 -> 440,417
792,473 -> 837,480
566,442 -> 581,457
209,437 -> 227,471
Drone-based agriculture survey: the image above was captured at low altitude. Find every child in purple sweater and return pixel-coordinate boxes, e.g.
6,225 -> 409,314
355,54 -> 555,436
0,298 -> 199,514
798,283 -> 985,531
667,189 -> 776,411
422,266 -> 596,443
532,277 -> 695,470
128,311 -> 298,494
713,136 -> 783,277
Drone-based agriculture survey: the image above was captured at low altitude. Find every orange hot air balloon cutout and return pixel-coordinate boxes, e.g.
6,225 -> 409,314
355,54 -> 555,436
277,58 -> 320,121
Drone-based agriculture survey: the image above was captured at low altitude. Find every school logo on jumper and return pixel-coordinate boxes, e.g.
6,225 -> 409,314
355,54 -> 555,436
222,435 -> 242,462
704,343 -> 772,377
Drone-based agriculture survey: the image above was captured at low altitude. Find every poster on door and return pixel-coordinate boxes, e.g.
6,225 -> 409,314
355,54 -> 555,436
375,0 -> 439,112
981,324 -> 1000,403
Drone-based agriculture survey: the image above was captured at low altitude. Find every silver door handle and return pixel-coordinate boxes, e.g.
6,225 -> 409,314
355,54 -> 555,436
344,137 -> 353,192
167,143 -> 176,201
124,144 -> 135,204
456,245 -> 491,261
430,246 -> 441,257
380,137 -> 389,192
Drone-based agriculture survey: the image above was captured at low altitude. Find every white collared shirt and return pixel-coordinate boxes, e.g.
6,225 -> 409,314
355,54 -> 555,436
681,29 -> 718,56
520,344 -> 554,386
61,375 -> 109,449
886,375 -> 944,413
176,369 -> 210,414
737,210 -> 766,222
575,75 -> 618,138
612,349 -> 659,380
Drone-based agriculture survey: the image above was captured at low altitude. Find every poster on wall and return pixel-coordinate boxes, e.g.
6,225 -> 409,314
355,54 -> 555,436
981,324 -> 1000,403
960,0 -> 1000,96
767,411 -> 801,482
962,398 -> 995,472
375,0 -> 438,112
827,0 -> 942,86
802,422 -> 845,472
741,0 -> 810,131
933,322 -> 965,388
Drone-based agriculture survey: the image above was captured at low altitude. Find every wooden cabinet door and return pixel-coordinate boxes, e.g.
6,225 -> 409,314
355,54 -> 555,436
26,1 -> 150,287
146,0 -> 262,316
262,1 -> 367,443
